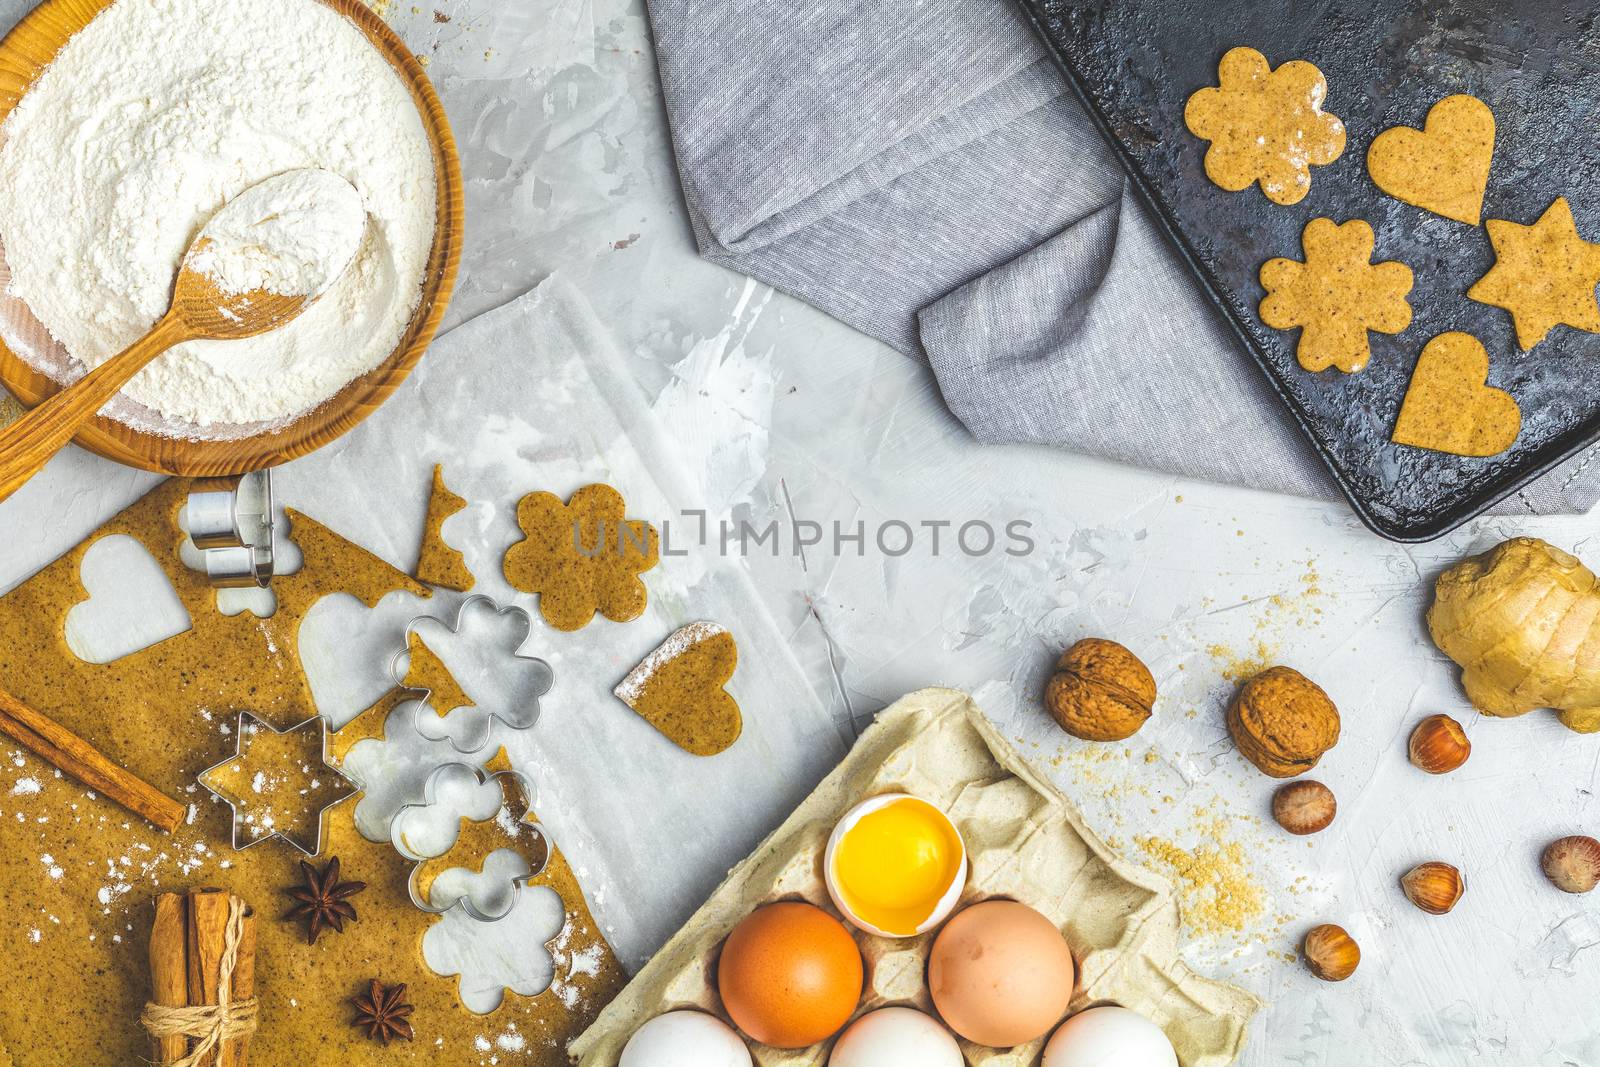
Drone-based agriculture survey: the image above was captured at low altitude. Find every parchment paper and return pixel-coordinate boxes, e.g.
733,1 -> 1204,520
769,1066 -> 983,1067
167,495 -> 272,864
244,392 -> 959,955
274,274 -> 854,985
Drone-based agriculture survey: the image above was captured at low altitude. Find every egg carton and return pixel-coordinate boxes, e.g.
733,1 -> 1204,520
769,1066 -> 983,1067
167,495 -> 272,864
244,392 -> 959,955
571,687 -> 1260,1067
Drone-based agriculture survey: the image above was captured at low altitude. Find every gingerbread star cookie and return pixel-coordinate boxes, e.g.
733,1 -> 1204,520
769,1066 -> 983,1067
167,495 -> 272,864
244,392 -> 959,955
1468,197 -> 1600,350
1184,46 -> 1346,206
1260,218 -> 1414,373
1368,95 -> 1495,225
1392,332 -> 1521,457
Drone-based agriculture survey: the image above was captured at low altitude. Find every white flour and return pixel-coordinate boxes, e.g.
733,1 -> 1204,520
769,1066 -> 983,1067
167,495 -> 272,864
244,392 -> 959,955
0,0 -> 436,431
187,169 -> 367,299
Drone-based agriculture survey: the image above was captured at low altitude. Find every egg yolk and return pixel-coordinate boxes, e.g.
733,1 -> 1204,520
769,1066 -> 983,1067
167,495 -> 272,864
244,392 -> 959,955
832,797 -> 963,935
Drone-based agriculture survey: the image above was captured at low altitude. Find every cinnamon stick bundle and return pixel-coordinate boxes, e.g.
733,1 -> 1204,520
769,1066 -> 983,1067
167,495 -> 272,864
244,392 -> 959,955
146,889 -> 258,1067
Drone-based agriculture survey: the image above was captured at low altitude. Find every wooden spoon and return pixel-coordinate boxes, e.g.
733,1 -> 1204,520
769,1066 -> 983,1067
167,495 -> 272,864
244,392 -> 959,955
0,168 -> 364,503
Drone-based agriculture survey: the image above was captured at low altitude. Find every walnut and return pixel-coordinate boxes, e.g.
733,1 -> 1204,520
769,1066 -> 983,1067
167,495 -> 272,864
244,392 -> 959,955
1044,638 -> 1156,742
1227,666 -> 1340,777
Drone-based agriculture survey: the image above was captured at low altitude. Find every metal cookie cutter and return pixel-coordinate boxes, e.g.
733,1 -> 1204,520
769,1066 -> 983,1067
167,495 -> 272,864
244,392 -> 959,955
187,469 -> 275,588
389,594 -> 554,755
198,710 -> 358,858
389,762 -> 548,922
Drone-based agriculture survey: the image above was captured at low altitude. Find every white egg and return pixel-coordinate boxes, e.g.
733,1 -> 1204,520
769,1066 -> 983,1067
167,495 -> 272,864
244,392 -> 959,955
1042,1006 -> 1179,1067
619,1011 -> 752,1067
828,1007 -> 963,1067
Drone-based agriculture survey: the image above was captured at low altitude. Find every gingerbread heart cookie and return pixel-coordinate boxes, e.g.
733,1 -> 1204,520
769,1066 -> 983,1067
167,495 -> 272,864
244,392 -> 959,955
1260,218 -> 1414,373
613,621 -> 740,756
1392,332 -> 1521,457
1368,95 -> 1495,226
1184,46 -> 1346,206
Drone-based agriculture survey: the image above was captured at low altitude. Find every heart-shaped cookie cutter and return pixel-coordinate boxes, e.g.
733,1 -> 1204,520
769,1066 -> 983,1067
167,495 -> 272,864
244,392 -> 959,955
388,593 -> 554,755
389,761 -> 548,922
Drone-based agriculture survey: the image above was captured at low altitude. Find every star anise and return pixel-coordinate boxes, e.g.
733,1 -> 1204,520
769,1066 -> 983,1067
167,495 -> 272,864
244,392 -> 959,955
284,856 -> 365,944
351,979 -> 415,1045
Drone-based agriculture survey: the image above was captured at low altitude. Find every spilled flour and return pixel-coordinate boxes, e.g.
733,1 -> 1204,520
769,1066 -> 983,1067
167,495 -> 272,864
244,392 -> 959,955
0,0 -> 435,431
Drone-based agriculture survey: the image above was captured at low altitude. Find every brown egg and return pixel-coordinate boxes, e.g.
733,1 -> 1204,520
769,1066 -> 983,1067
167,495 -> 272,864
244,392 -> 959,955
928,900 -> 1075,1047
717,901 -> 863,1048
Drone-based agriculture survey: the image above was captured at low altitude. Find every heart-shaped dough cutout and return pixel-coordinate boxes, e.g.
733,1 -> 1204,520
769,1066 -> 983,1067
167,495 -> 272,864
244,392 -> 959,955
1392,332 -> 1520,457
1368,95 -> 1495,225
614,621 -> 740,756
64,534 -> 192,664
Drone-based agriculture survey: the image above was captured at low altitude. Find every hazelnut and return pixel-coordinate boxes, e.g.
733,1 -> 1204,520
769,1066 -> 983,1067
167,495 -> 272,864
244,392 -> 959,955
1541,835 -> 1600,894
1272,780 -> 1336,835
1302,923 -> 1359,981
1044,638 -> 1156,742
1400,861 -> 1465,915
1408,714 -> 1470,774
1227,666 -> 1340,778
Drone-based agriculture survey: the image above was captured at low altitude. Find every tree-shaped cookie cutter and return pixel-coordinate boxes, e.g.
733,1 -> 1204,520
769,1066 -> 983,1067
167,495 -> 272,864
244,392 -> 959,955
388,594 -> 554,755
197,710 -> 357,858
389,761 -> 549,922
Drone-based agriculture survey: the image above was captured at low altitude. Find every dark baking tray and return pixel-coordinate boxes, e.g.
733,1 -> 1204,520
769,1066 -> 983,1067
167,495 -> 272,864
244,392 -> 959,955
1014,0 -> 1600,540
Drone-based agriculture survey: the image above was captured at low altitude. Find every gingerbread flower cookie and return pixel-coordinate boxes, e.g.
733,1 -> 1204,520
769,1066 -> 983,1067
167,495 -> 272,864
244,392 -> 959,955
503,483 -> 660,631
1468,197 -> 1600,351
1392,332 -> 1520,457
1184,46 -> 1346,205
1260,218 -> 1414,373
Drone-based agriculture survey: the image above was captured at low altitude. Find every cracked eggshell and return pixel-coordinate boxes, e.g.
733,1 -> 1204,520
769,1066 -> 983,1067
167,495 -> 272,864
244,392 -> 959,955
619,1011 -> 752,1067
823,792 -> 968,938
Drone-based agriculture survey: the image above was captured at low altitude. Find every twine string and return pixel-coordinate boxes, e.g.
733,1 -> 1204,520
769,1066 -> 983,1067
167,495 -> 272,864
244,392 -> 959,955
140,896 -> 259,1067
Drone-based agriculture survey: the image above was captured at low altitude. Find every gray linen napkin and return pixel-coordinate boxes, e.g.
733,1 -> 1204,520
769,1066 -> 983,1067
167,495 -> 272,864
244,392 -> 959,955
644,0 -> 1600,517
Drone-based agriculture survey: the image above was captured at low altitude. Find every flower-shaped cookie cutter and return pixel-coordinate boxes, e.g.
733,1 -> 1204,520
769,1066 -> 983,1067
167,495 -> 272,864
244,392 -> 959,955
389,761 -> 549,922
388,594 -> 554,755
198,710 -> 358,858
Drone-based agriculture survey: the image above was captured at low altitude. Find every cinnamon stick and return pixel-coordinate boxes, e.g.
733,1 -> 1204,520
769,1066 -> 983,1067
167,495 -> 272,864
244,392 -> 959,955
0,682 -> 185,832
149,893 -> 189,1065
185,889 -> 256,1067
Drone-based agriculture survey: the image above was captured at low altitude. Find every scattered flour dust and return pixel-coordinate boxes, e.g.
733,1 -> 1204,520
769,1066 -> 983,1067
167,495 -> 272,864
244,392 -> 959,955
613,621 -> 726,703
0,0 -> 436,431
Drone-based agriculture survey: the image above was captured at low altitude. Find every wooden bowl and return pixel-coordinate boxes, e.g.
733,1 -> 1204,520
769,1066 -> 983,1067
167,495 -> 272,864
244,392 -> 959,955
0,0 -> 463,475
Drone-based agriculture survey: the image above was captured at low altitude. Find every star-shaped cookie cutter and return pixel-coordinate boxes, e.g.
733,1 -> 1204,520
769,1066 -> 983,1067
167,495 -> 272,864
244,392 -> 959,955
389,761 -> 548,922
197,710 -> 358,858
388,594 -> 554,755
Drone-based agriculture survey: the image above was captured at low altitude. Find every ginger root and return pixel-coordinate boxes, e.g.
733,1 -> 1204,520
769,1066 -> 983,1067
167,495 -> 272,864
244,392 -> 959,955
1429,537 -> 1600,733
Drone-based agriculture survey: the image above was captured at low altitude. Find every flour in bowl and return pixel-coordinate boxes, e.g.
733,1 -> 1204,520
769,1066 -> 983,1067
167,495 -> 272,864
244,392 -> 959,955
187,169 -> 368,300
0,0 -> 436,431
